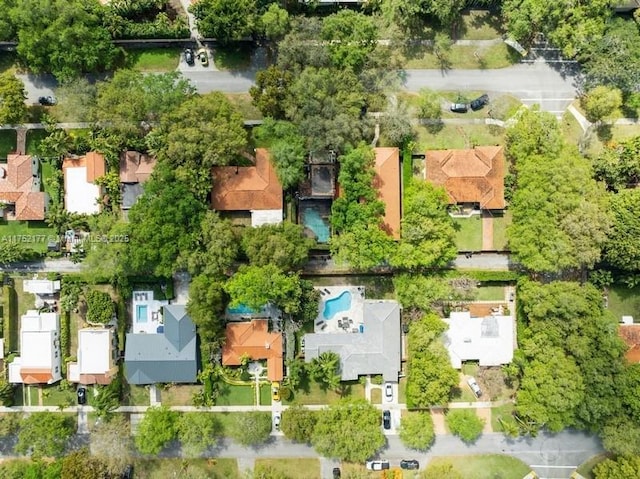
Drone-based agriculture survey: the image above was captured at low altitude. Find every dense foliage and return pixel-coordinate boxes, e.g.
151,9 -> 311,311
241,222 -> 313,271
228,411 -> 272,446
445,409 -> 485,443
134,406 -> 178,455
281,404 -> 318,443
85,290 -> 115,325
399,411 -> 435,450
16,412 -> 74,458
0,73 -> 27,125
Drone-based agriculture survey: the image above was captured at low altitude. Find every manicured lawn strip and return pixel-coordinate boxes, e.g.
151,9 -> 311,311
491,211 -> 511,251
12,278 -> 36,317
213,45 -> 253,71
607,284 -> 640,321
25,129 -> 48,156
0,130 -> 17,158
428,455 -> 531,479
0,222 -> 54,253
398,377 -> 407,404
123,384 -> 150,406
217,383 -> 255,406
286,380 -> 364,405
452,217 -> 483,252
490,402 -> 515,432
561,111 -> 584,148
476,286 -> 505,301
255,459 -> 321,479
370,388 -> 381,404
415,124 -> 505,151
159,385 -> 203,406
134,458 -> 239,479
125,48 -> 181,71
576,454 -> 611,479
225,93 -> 263,120
402,43 -> 518,70
259,383 -> 271,406
41,384 -> 76,407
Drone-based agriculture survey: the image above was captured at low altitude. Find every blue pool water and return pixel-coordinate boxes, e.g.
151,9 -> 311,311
136,304 -> 148,323
323,291 -> 352,320
303,208 -> 330,243
227,303 -> 256,315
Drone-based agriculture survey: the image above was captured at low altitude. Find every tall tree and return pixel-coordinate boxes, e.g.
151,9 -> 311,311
309,351 -> 341,391
581,86 -> 622,123
391,180 -> 457,270
241,222 -> 313,271
250,67 -> 293,120
61,449 -> 109,479
178,413 -> 220,457
321,10 -> 378,72
190,0 -> 257,42
593,135 -> 640,192
445,409 -> 485,443
186,275 -> 227,343
276,17 -> 330,73
604,188 -> 640,271
399,412 -> 435,450
187,211 -> 239,277
134,406 -> 178,455
505,105 -> 563,163
0,73 -> 27,125
10,0 -> 119,81
89,415 -> 132,477
281,404 -> 317,443
312,398 -> 385,462
228,412 -> 272,446
593,456 -> 640,479
260,4 -> 289,41
16,412 -> 74,458
382,0 -> 465,31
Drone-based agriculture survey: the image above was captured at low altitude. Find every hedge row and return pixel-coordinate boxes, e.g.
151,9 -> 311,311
2,286 -> 17,353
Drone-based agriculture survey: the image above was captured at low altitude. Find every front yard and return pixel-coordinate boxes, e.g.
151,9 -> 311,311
0,130 -> 17,158
0,221 -> 55,253
134,458 -> 239,479
452,216 -> 483,252
217,383 -> 255,406
607,284 -> 640,321
285,380 -> 365,406
426,455 -> 531,479
254,459 -> 320,479
124,48 -> 181,71
415,124 -> 506,152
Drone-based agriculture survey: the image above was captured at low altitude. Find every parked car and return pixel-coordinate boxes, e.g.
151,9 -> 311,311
197,48 -> 208,66
467,377 -> 482,398
470,94 -> 490,111
450,102 -> 468,113
272,382 -> 280,402
382,410 -> 391,430
184,48 -> 195,65
77,387 -> 86,405
121,465 -> 133,479
38,96 -> 56,106
400,459 -> 420,470
273,413 -> 281,430
384,383 -> 393,402
366,460 -> 390,471
332,467 -> 341,478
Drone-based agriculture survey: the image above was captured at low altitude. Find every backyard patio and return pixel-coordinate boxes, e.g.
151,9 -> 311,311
131,290 -> 168,334
314,286 -> 365,334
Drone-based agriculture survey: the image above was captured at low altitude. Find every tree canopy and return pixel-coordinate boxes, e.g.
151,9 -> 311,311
281,404 -> 318,443
187,211 -> 239,277
190,0 -> 257,43
311,398 -> 385,462
90,415 -> 132,477
134,406 -> 178,455
321,10 -> 378,72
0,73 -> 27,125
178,413 -> 220,457
16,412 -> 74,458
593,135 -> 640,192
241,222 -> 313,271
186,275 -> 227,344
228,411 -> 272,446
399,411 -> 435,450
445,409 -> 485,443
604,188 -> 640,272
85,290 -> 114,325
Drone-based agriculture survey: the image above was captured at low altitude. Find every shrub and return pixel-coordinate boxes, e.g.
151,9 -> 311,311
279,386 -> 292,401
85,290 -> 115,325
399,412 -> 435,450
445,409 -> 485,443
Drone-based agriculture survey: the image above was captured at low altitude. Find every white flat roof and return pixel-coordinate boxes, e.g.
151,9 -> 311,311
64,166 -> 100,215
251,209 -> 282,227
443,311 -> 515,368
23,279 -> 61,295
21,310 -> 58,332
77,329 -> 112,374
21,330 -> 56,368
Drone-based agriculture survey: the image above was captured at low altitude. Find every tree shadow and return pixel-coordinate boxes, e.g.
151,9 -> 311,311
426,120 -> 445,134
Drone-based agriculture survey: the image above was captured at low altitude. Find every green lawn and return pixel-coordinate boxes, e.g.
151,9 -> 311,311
0,222 -> 55,253
285,381 -> 364,406
457,11 -> 504,40
576,454 -> 611,479
584,123 -> 640,157
427,455 -> 531,479
398,377 -> 407,404
123,384 -> 150,406
41,384 -> 76,407
134,458 -> 239,479
225,93 -> 263,120
259,383 -> 272,406
13,278 -> 36,318
607,284 -> 640,321
25,129 -> 48,156
213,45 -> 254,71
561,111 -> 584,148
452,216 -> 483,252
492,211 -> 511,251
402,43 -> 519,70
370,388 -> 381,404
398,92 -> 521,121
159,385 -> 202,406
125,48 -> 181,72
217,383 -> 255,406
255,459 -> 320,479
477,286 -> 505,301
0,130 -> 17,157
491,403 -> 516,432
13,385 -> 39,406
415,124 -> 505,151
40,161 -> 56,200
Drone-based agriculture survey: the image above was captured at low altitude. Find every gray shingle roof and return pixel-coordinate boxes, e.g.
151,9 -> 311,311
121,183 -> 144,210
303,300 -> 401,382
125,305 -> 197,385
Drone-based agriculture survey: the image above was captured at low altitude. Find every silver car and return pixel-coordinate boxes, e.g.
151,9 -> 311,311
467,377 -> 482,398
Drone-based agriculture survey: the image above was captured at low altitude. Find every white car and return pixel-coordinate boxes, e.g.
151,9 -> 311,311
366,460 -> 390,471
384,383 -> 393,402
467,377 -> 482,398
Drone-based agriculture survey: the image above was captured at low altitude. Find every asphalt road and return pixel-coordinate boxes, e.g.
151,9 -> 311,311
18,59 -> 579,113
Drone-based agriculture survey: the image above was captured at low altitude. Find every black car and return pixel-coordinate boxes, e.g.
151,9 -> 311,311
382,410 -> 391,430
76,387 -> 86,405
38,96 -> 56,106
121,465 -> 133,479
450,102 -> 468,113
184,48 -> 195,66
332,467 -> 341,478
400,459 -> 420,470
470,94 -> 490,111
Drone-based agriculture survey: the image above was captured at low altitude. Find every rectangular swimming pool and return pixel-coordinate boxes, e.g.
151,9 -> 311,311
136,304 -> 148,323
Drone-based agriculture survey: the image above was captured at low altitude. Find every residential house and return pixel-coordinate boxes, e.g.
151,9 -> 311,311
425,146 -> 506,212
373,147 -> 401,239
303,300 -> 401,382
8,310 -> 61,384
68,327 -> 118,385
222,320 -> 284,382
119,151 -> 156,210
125,304 -> 197,385
211,148 -> 284,226
62,152 -> 106,215
619,317 -> 640,363
443,311 -> 515,369
23,278 -> 61,309
613,0 -> 640,12
0,154 -> 46,221
298,150 -> 337,243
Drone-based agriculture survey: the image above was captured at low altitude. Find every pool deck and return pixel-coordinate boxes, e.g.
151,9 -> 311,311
314,286 -> 365,334
132,290 -> 169,335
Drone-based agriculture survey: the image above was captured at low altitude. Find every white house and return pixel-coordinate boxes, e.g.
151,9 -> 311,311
443,311 -> 515,369
9,310 -> 61,384
68,328 -> 118,385
23,278 -> 61,308
62,152 -> 105,215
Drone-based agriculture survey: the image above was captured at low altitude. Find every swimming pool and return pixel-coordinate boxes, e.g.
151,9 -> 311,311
227,303 -> 256,315
302,207 -> 330,243
323,291 -> 352,320
136,304 -> 148,323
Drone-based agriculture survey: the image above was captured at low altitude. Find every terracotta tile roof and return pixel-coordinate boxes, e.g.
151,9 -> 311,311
211,149 -> 283,211
62,152 -> 106,182
222,320 -> 284,381
20,368 -> 53,384
619,324 -> 640,363
119,151 -> 156,183
373,147 -> 401,239
0,154 -> 46,220
425,146 -> 506,210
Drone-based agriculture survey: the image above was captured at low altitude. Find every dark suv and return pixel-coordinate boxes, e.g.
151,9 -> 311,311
470,94 -> 489,111
382,410 -> 391,430
400,459 -> 420,470
332,467 -> 341,478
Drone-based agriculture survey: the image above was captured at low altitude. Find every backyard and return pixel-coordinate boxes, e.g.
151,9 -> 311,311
452,216 -> 483,252
607,284 -> 640,321
476,286 -> 505,301
426,455 -> 531,479
254,459 -> 320,479
0,130 -> 17,158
